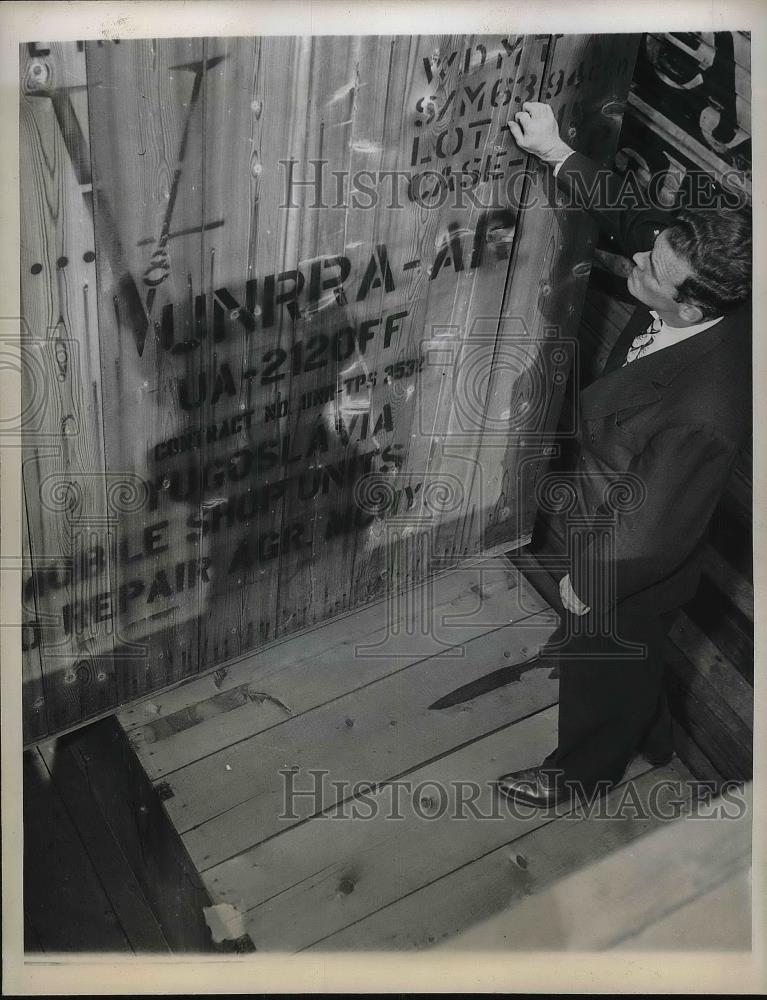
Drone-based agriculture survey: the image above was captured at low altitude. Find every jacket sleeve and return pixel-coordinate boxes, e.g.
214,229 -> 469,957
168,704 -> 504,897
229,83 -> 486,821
569,424 -> 740,613
553,151 -> 674,257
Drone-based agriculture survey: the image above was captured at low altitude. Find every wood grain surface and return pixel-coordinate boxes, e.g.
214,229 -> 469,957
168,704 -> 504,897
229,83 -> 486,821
21,34 -> 639,740
20,41 -> 112,735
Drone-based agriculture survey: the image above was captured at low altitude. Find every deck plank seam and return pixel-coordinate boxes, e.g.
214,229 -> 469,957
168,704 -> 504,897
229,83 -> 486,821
193,697 -> 560,870
149,607 -> 558,782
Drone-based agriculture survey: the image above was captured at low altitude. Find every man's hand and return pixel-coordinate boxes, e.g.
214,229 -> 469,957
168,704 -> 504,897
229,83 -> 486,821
508,101 -> 573,166
559,573 -> 591,616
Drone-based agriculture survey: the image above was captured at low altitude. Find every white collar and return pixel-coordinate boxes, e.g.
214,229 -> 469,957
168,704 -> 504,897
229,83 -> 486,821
650,309 -> 724,339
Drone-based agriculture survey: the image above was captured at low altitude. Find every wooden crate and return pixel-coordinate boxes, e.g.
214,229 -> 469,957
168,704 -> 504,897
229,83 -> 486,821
20,34 -> 639,740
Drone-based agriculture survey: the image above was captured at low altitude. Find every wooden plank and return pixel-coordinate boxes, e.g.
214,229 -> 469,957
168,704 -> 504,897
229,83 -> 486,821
627,93 -> 751,200
701,544 -> 753,622
86,37 -> 207,699
272,32 -> 444,621
618,867 -> 751,951
269,34 -> 370,638
166,612 -> 560,870
121,557 -> 556,778
587,285 -> 634,321
684,574 -> 753,680
632,33 -> 751,184
20,40 -> 114,735
206,710 -> 653,951
37,736 -> 171,953
23,748 -> 131,953
665,642 -> 752,780
309,758 -> 691,951
334,29 -> 455,599
644,33 -> 751,107
478,34 -> 640,552
129,604 -> 555,783
194,36 -> 308,662
313,34 -> 418,614
670,30 -> 751,73
577,312 -> 611,350
581,291 -> 634,340
572,328 -> 611,382
506,547 -> 571,629
439,782 -> 751,951
62,716 -> 222,952
670,719 -> 726,788
398,35 -> 548,564
669,612 -> 752,727
206,706 -> 558,948
262,33 -> 547,618
21,493 -> 47,744
118,553 -> 550,729
577,310 -> 620,359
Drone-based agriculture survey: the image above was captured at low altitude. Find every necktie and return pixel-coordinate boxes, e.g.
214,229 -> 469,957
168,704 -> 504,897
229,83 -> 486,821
623,314 -> 662,366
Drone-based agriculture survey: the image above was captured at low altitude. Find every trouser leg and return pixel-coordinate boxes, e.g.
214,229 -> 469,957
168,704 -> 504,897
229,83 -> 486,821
542,607 -> 668,795
639,687 -> 674,760
637,609 -> 678,760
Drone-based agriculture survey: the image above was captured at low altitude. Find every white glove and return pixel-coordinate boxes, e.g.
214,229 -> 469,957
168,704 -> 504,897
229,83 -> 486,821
508,101 -> 574,167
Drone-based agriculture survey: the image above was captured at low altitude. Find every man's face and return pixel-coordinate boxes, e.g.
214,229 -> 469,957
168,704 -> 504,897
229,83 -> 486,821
627,229 -> 698,322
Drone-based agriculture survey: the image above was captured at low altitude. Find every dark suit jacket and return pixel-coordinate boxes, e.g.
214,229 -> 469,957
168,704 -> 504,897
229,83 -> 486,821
553,152 -> 751,616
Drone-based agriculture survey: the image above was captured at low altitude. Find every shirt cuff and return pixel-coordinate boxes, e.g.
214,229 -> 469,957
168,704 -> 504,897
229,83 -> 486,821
552,150 -> 576,178
559,573 -> 591,615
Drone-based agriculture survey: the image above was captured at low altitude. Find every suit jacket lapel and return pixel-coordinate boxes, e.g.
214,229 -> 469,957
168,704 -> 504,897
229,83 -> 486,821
580,313 -> 734,420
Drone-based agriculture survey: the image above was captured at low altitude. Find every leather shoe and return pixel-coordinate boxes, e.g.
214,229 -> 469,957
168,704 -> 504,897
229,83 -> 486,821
495,765 -> 571,809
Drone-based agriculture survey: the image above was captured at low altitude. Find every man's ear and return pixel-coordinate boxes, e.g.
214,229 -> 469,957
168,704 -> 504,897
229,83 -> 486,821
678,301 -> 704,324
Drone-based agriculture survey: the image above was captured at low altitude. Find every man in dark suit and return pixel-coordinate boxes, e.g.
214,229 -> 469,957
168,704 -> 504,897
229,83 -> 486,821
496,102 -> 752,808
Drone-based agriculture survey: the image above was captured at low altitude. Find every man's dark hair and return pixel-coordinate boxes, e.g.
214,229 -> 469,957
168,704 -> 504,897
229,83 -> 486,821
666,208 -> 752,318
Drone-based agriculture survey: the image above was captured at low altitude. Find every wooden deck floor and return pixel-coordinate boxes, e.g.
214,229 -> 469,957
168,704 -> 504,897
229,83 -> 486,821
442,783 -> 752,952
115,554 -> 703,952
